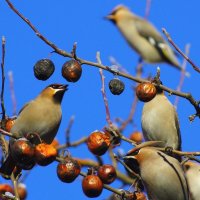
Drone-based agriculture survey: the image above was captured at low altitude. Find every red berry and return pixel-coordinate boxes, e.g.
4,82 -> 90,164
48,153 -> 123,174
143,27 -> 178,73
87,131 -> 110,156
97,164 -> 116,184
17,183 -> 27,200
0,184 -> 13,194
5,117 -> 16,132
129,131 -> 143,144
57,158 -> 81,183
10,138 -> 35,170
136,82 -> 156,102
62,60 -> 82,82
82,175 -> 103,198
35,143 -> 57,166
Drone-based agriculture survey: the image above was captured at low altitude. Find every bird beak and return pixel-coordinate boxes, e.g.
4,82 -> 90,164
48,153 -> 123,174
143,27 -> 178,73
53,84 -> 68,95
123,155 -> 136,160
59,84 -> 68,91
104,15 -> 115,21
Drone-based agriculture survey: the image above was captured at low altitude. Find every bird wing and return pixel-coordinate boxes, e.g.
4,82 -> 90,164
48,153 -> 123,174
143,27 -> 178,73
134,17 -> 164,43
174,109 -> 182,151
18,101 -> 33,115
134,17 -> 180,67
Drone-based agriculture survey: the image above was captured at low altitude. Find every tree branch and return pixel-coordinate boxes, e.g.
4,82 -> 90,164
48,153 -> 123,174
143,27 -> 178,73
162,28 -> 200,73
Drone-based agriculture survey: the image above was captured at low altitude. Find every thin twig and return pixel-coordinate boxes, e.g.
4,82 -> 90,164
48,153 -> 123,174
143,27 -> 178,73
144,0 -> 152,20
97,52 -> 112,126
174,44 -> 190,108
118,59 -> 144,132
120,135 -> 137,145
65,115 -> 75,146
0,37 -> 8,157
108,147 -> 117,169
8,71 -> 17,116
118,94 -> 138,132
156,147 -> 200,156
109,56 -> 130,74
57,136 -> 87,150
162,28 -> 200,73
0,128 -> 18,139
0,57 -> 19,198
1,36 -> 6,120
71,42 -> 77,60
11,174 -> 20,200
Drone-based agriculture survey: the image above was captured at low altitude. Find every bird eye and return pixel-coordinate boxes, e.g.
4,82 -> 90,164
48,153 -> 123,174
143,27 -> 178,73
132,150 -> 139,155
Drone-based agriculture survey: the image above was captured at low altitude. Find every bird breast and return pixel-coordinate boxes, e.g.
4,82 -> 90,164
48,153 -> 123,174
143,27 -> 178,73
141,95 -> 179,149
11,98 -> 62,144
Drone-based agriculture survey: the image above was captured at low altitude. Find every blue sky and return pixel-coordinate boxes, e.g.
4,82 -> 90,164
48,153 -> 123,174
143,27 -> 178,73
1,0 -> 200,199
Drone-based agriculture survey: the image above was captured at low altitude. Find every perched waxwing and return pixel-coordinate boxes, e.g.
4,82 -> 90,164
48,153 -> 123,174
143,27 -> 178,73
141,87 -> 181,152
183,161 -> 200,200
106,5 -> 183,71
124,147 -> 189,200
0,83 -> 68,177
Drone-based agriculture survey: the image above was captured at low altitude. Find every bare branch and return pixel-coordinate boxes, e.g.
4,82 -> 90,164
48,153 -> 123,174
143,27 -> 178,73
1,36 -> 6,120
65,115 -> 75,146
97,52 -> 112,126
174,44 -> 190,107
162,28 -> 200,73
8,71 -> 17,116
144,0 -> 152,20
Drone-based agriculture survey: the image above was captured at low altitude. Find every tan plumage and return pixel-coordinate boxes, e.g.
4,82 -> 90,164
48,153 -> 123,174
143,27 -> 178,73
106,5 -> 183,71
0,83 -> 67,177
183,161 -> 200,200
141,90 -> 181,151
124,147 -> 189,200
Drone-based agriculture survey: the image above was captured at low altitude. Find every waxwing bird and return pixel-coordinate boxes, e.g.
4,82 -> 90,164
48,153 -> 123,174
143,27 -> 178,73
0,83 -> 68,177
106,5 -> 183,71
183,161 -> 200,200
141,87 -> 181,152
124,147 -> 189,200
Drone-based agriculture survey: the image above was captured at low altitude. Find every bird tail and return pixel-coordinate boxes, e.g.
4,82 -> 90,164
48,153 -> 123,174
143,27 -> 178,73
0,153 -> 16,179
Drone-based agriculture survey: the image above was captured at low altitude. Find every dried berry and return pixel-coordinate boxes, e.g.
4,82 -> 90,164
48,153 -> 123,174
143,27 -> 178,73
35,143 -> 57,166
57,157 -> 81,183
134,191 -> 147,200
136,82 -> 156,102
0,184 -> 13,195
87,131 -> 110,156
10,138 -> 35,170
17,183 -> 27,200
109,78 -> 125,95
97,164 -> 116,184
129,131 -> 143,144
50,138 -> 59,148
82,175 -> 103,198
5,117 -> 16,132
34,59 -> 55,80
62,59 -> 82,82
